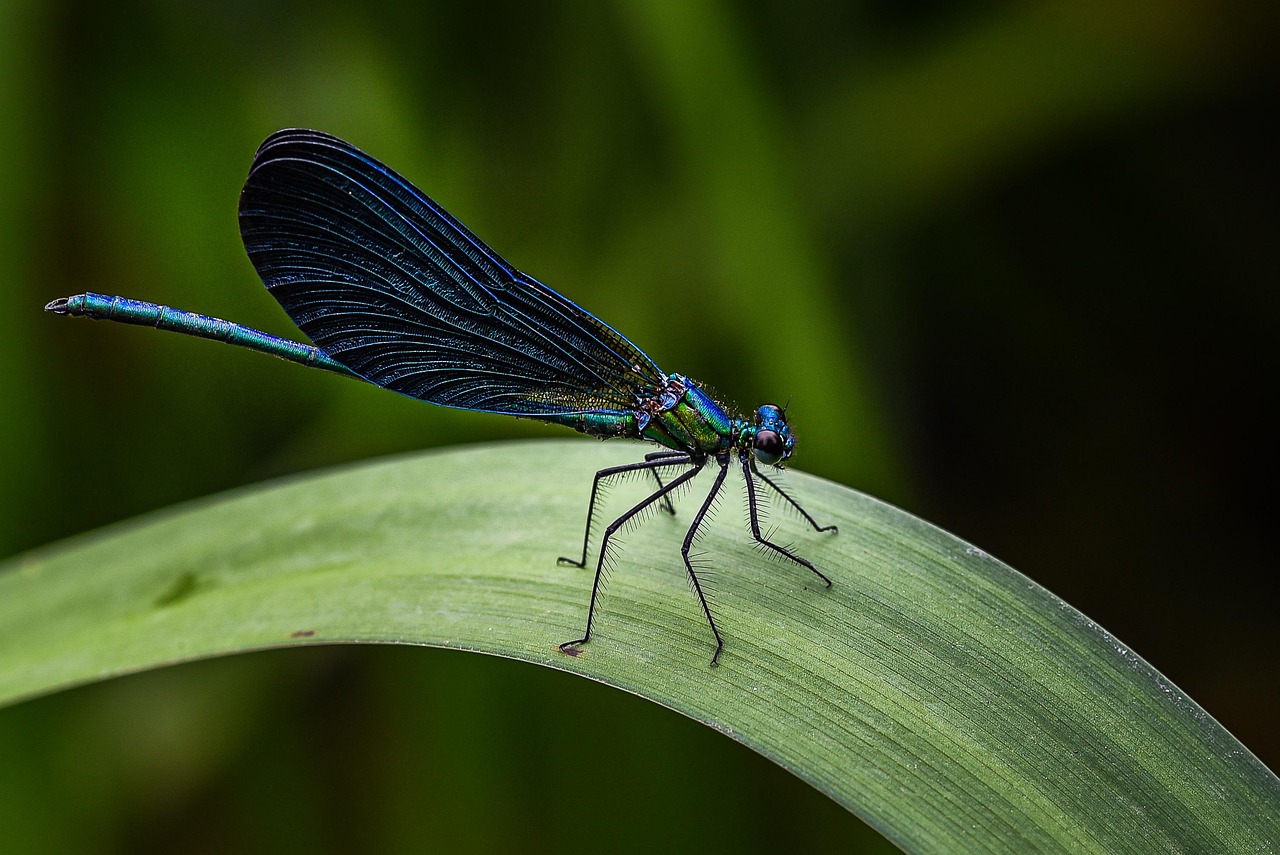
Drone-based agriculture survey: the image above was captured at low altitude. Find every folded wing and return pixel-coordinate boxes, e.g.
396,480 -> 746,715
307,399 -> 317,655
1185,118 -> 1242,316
238,129 -> 666,419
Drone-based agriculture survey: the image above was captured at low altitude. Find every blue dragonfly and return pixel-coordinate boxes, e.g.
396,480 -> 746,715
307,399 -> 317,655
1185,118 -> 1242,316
46,129 -> 836,665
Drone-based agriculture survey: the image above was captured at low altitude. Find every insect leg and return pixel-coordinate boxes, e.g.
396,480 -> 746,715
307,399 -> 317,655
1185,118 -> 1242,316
750,459 -> 838,534
558,453 -> 694,568
560,464 -> 704,656
741,455 -> 832,587
646,450 -> 688,515
680,458 -> 731,666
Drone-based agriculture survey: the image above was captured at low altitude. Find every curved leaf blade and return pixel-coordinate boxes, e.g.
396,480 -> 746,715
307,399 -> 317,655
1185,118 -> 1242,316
0,440 -> 1275,852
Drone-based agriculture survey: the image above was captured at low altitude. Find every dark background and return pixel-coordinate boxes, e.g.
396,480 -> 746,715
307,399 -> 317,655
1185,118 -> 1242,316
1,2 -> 1275,852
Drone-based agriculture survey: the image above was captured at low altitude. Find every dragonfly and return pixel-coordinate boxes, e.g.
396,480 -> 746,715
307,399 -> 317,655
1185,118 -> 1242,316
46,129 -> 837,665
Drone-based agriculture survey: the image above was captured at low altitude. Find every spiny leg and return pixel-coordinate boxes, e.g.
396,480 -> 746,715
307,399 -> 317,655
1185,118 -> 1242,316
558,453 -> 694,568
646,450 -> 687,515
750,459 -> 838,534
741,455 -> 832,587
680,458 -> 731,666
560,465 -> 705,656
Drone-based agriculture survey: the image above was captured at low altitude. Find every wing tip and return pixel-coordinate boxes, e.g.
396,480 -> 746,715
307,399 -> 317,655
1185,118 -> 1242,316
255,128 -> 341,158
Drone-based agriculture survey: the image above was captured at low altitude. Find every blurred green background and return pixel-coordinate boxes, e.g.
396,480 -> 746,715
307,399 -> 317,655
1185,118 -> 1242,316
1,1 -> 1276,852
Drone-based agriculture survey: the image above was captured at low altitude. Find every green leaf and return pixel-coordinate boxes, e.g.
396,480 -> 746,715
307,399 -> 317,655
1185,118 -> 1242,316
1,439 -> 1275,852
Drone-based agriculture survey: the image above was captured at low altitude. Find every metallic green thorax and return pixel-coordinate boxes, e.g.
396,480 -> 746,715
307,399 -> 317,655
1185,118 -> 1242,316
540,374 -> 741,454
535,374 -> 800,468
639,374 -> 735,454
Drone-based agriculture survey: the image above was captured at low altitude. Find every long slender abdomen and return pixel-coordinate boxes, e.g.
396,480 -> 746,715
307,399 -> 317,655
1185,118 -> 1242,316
45,293 -> 361,379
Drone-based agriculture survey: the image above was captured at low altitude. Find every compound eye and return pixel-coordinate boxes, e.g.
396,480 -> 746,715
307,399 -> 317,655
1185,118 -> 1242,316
753,429 -> 784,465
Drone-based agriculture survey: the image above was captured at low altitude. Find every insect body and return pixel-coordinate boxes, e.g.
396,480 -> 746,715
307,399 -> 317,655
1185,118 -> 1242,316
47,129 -> 836,665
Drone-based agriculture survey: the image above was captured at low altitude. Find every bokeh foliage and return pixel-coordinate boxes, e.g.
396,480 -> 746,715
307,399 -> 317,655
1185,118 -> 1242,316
1,1 -> 1276,852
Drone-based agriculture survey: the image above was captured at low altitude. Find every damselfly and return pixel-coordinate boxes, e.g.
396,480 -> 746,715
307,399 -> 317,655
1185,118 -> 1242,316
46,130 -> 836,665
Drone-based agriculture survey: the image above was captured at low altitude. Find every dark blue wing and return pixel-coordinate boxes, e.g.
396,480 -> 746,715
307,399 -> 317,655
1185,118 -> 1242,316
237,129 -> 666,419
